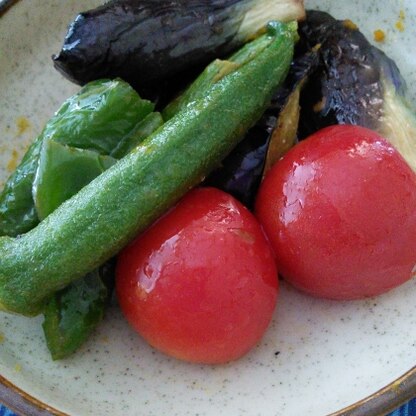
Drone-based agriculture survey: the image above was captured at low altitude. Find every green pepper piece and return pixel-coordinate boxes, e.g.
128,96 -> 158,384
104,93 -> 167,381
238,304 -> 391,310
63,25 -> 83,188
34,140 -> 117,360
42,260 -> 115,360
40,112 -> 161,360
0,139 -> 43,236
0,79 -> 154,236
0,21 -> 297,316
48,79 -> 155,154
111,112 -> 164,159
33,140 -> 116,220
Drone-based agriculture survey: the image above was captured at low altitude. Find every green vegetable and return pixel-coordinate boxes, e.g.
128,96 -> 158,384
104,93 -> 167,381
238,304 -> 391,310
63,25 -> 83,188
0,79 -> 154,236
163,32 -> 278,120
35,141 -> 117,359
110,112 -> 164,159
0,21 -> 297,316
33,140 -> 116,220
0,139 -> 43,236
0,79 -> 155,357
42,261 -> 115,360
31,90 -> 157,359
0,80 -> 155,358
38,115 -> 162,358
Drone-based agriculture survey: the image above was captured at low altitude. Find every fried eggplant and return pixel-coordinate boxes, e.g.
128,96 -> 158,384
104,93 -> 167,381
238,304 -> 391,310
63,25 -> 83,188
204,49 -> 319,208
53,0 -> 304,94
297,10 -> 416,171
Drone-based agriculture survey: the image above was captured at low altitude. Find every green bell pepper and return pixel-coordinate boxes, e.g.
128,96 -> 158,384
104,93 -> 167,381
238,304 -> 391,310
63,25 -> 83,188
0,79 -> 154,236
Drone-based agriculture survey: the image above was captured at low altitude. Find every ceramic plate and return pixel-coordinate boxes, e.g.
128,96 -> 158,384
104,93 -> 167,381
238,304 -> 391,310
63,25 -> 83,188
0,1 -> 416,415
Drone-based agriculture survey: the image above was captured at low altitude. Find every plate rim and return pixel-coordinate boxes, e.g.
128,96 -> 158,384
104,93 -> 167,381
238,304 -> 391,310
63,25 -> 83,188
1,366 -> 415,416
0,0 -> 415,415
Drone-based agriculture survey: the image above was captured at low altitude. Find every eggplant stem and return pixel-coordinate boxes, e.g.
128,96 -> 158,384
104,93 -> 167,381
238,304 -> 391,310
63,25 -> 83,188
238,0 -> 305,40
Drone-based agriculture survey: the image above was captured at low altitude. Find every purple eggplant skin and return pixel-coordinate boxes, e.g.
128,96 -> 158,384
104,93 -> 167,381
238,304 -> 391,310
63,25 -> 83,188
54,1 -> 246,88
203,112 -> 275,209
296,10 -> 407,139
53,0 -> 305,98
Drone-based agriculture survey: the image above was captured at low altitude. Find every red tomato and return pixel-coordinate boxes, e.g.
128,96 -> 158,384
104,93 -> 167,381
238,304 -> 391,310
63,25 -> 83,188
116,187 -> 278,364
255,125 -> 416,300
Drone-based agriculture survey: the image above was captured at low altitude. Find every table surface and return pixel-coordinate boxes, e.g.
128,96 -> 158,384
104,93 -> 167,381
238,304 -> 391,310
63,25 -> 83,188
1,398 -> 416,416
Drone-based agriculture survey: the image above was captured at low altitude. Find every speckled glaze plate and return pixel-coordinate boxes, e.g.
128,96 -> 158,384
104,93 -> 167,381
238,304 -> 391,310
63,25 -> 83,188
0,1 -> 416,415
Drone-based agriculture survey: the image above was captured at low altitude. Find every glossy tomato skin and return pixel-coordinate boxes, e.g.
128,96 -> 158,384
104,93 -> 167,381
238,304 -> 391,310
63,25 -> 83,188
116,187 -> 278,364
255,125 -> 416,300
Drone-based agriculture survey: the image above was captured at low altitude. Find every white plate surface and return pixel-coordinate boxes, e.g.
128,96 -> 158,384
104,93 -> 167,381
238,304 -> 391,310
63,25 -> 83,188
0,1 -> 415,415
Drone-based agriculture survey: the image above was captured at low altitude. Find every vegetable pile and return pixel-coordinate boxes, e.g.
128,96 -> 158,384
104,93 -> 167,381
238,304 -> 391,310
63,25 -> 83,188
1,0 -> 416,364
